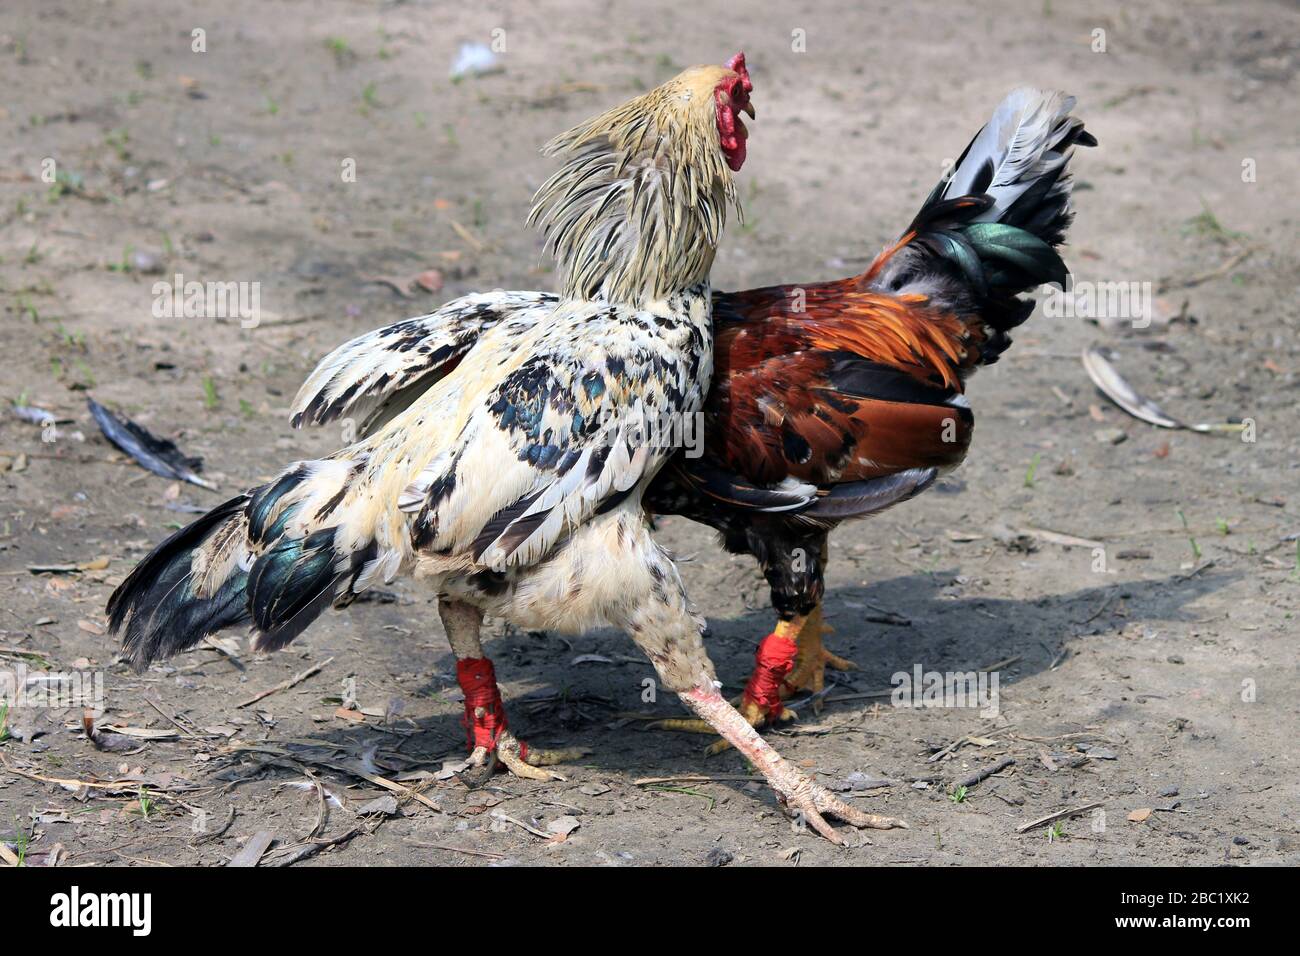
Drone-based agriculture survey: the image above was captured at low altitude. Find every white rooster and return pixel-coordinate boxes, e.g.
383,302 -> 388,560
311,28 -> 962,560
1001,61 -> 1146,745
109,55 -> 901,842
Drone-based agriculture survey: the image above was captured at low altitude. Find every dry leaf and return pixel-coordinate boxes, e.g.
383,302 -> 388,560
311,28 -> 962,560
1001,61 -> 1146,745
1127,808 -> 1152,823
546,815 -> 581,838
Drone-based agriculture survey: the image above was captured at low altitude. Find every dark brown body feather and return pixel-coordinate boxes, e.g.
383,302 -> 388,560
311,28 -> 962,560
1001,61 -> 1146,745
646,91 -> 1095,620
644,270 -> 974,620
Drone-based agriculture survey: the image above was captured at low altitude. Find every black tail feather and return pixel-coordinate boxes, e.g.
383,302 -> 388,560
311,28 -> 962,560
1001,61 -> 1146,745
108,467 -> 365,667
873,89 -> 1095,366
107,494 -> 254,670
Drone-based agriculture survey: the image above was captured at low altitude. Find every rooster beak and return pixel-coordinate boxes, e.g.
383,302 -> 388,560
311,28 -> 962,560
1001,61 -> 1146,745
740,101 -> 756,120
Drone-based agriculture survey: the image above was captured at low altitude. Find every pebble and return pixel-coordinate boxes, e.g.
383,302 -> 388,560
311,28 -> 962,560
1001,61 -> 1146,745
704,847 -> 734,867
130,249 -> 164,274
1094,428 -> 1128,445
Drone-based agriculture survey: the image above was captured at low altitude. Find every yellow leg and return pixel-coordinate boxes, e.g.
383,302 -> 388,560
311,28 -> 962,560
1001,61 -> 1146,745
782,605 -> 857,713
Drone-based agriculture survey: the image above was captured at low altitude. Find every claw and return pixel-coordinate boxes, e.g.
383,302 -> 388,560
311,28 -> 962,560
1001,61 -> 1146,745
679,685 -> 906,846
459,745 -> 500,789
780,779 -> 909,845
458,732 -> 583,784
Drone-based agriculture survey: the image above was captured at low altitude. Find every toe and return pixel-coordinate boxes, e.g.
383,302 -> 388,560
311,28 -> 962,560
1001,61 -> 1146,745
647,717 -> 717,734
825,651 -> 858,672
497,732 -> 565,781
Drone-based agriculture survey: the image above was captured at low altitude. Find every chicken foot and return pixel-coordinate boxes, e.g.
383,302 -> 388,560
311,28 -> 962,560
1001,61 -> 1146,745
439,599 -> 587,786
680,684 -> 907,843
624,588 -> 906,844
780,605 -> 858,712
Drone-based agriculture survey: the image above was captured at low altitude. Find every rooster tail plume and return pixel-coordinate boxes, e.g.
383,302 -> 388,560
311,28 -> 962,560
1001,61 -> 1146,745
108,457 -> 382,669
866,88 -> 1096,364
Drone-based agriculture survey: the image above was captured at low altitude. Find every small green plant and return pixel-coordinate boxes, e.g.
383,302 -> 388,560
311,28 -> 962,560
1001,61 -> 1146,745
105,128 -> 130,161
361,82 -> 379,109
0,702 -> 10,742
1024,452 -> 1042,488
46,168 -> 85,202
74,359 -> 96,388
1047,820 -> 1066,842
949,784 -> 968,804
24,241 -> 42,265
202,375 -> 219,410
325,37 -> 352,63
106,245 -> 134,273
263,94 -> 279,116
1177,508 -> 1201,560
137,787 -> 155,820
11,824 -> 29,865
1215,517 -> 1230,535
1187,200 -> 1246,244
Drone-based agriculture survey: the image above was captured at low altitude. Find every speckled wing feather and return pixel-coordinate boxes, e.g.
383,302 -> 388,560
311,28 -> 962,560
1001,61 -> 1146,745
289,292 -> 556,436
396,294 -> 710,573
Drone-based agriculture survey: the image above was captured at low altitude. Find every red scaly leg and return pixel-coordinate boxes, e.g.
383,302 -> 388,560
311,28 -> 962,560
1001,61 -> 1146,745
440,600 -> 582,786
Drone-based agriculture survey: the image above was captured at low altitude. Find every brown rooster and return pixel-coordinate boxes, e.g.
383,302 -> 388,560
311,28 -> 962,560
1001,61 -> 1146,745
645,88 -> 1095,745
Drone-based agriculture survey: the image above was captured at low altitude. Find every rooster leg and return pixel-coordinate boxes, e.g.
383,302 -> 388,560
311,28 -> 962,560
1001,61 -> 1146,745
781,605 -> 858,714
649,618 -> 799,755
440,600 -> 584,786
623,569 -> 906,844
773,535 -> 855,713
682,684 -> 907,842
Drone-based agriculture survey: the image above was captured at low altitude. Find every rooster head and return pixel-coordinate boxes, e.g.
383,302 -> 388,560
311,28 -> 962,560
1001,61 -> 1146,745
530,54 -> 758,302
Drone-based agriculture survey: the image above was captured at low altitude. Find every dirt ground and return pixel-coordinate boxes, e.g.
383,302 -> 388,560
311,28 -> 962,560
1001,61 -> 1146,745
1,0 -> 1296,868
